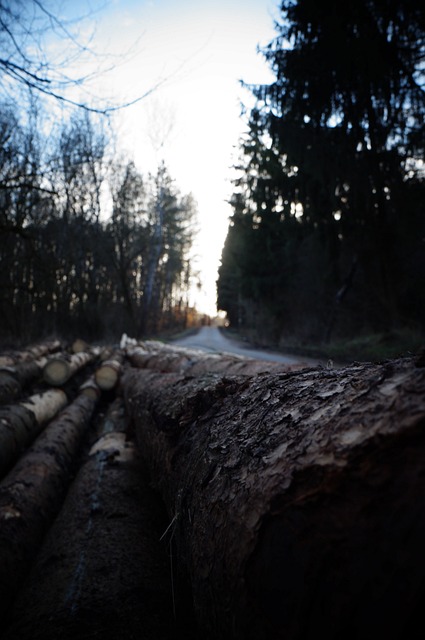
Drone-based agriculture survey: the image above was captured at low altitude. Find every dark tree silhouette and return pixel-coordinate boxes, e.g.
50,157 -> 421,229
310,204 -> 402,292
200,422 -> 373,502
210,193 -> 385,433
218,0 -> 425,347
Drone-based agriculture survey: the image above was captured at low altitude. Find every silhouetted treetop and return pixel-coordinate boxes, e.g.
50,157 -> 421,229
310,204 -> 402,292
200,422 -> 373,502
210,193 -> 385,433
218,0 -> 425,346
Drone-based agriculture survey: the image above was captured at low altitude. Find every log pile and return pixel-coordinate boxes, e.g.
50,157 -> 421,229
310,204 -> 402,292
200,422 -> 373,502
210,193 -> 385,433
0,336 -> 424,640
2,399 -> 189,640
0,389 -> 100,620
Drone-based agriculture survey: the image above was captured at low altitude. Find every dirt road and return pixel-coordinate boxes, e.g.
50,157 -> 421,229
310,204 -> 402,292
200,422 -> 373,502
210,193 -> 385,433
170,326 -> 318,366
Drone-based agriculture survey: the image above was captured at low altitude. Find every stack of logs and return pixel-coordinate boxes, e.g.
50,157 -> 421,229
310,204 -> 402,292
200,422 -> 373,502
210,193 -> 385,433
0,337 -> 424,640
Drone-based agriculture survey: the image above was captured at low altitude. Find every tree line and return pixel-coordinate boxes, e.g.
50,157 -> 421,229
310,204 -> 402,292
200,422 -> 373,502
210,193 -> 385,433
0,1 -> 202,344
0,105 -> 198,343
217,0 -> 425,348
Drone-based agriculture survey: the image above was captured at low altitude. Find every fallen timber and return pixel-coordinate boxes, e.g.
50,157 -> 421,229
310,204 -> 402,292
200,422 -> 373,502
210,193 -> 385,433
2,399 -> 194,640
0,388 -> 68,478
122,354 -> 425,640
42,351 -> 97,386
0,337 -> 424,640
126,341 -> 306,375
0,340 -> 62,368
0,358 -> 48,405
0,386 -> 100,623
94,353 -> 124,391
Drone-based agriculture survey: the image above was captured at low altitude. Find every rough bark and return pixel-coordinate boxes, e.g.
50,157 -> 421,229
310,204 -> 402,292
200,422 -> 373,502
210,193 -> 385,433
122,356 -> 425,640
0,358 -> 47,405
2,398 -> 197,640
0,340 -> 62,367
0,389 -> 68,478
0,372 -> 21,405
0,391 -> 99,624
43,352 -> 96,386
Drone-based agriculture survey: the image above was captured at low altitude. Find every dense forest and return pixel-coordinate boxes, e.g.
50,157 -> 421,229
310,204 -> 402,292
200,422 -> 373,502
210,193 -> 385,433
0,2 -> 199,343
217,0 -> 425,351
2,0 -> 424,350
0,108 -> 198,341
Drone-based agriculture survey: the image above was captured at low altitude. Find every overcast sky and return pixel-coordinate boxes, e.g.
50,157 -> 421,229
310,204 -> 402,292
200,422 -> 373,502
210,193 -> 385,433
70,0 -> 278,315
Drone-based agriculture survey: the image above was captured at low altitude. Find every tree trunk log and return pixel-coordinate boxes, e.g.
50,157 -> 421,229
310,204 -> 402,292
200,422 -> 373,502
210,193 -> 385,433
2,398 -> 197,640
43,352 -> 96,386
0,340 -> 62,368
0,389 -> 68,478
126,344 -> 305,375
71,338 -> 90,354
0,358 -> 48,405
94,355 -> 124,391
78,375 -> 102,401
122,356 -> 425,640
0,391 -> 99,623
0,372 -> 21,405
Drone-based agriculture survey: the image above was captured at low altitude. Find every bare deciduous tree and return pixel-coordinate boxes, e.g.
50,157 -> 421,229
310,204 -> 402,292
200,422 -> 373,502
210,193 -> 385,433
0,0 -> 163,113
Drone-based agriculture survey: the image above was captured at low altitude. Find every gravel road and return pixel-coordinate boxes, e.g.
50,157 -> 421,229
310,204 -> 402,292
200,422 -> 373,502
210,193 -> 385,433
170,326 -> 319,366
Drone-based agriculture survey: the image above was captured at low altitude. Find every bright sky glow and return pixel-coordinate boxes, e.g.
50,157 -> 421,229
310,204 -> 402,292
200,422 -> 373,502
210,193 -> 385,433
71,0 -> 278,315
